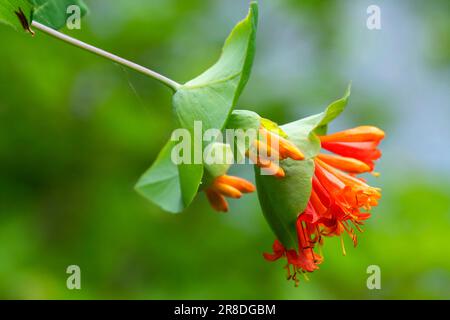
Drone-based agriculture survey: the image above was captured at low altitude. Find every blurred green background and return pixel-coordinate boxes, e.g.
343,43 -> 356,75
1,0 -> 449,299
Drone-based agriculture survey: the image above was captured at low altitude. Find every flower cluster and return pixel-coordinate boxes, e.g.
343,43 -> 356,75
263,126 -> 385,285
203,120 -> 384,285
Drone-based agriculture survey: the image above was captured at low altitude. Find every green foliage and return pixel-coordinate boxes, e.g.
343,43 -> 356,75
136,3 -> 258,212
135,141 -> 184,213
226,109 -> 261,132
0,0 -> 88,32
135,140 -> 233,213
255,159 -> 315,249
31,0 -> 88,30
260,117 -> 288,138
314,83 -> 352,135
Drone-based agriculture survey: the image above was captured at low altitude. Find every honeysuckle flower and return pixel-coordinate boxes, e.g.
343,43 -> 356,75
312,159 -> 379,247
205,175 -> 256,212
305,125 -> 384,248
264,216 -> 323,286
264,125 -> 384,284
318,126 -> 384,174
247,126 -> 305,178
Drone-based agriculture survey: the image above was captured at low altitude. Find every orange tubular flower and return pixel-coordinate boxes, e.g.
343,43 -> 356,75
311,125 -> 384,245
319,126 -> 385,173
263,217 -> 323,286
312,158 -> 380,244
205,175 -> 256,212
264,125 -> 384,284
247,127 -> 304,178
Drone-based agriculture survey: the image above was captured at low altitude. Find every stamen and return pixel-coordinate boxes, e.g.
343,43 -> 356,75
317,241 -> 324,259
302,272 -> 310,282
292,271 -> 299,287
340,234 -> 347,256
351,221 -> 364,233
316,225 -> 323,246
284,264 -> 292,280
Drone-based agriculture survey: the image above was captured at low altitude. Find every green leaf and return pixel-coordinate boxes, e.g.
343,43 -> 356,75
260,117 -> 288,138
0,0 -> 33,31
135,141 -> 184,214
281,114 -> 323,159
254,84 -> 352,250
281,83 -> 352,153
0,0 -> 88,32
255,159 -> 314,250
314,82 -> 351,135
171,2 -> 258,209
135,3 -> 258,213
30,0 -> 88,30
226,109 -> 261,132
254,124 -> 316,250
134,138 -> 241,215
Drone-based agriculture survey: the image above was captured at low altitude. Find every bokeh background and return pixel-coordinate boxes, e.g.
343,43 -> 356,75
1,0 -> 449,299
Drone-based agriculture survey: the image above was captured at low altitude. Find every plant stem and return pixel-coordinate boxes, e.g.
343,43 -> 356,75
30,21 -> 181,91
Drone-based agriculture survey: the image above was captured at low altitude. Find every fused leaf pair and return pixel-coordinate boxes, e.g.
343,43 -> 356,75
135,3 -> 259,213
